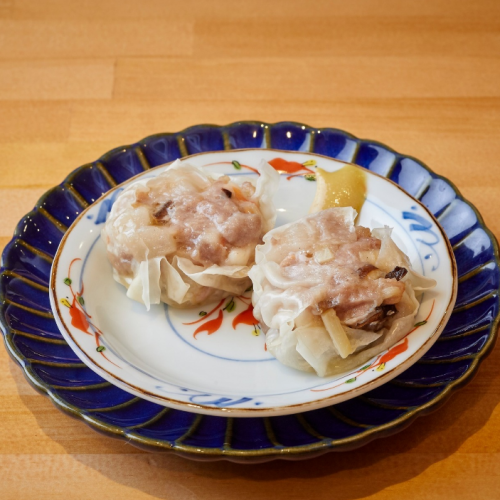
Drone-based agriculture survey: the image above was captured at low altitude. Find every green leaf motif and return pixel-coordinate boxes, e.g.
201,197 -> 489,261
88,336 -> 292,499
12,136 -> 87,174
96,346 -> 105,352
232,160 -> 242,170
414,320 -> 427,327
199,311 -> 207,316
224,298 -> 236,313
304,174 -> 316,181
63,278 -> 72,286
78,296 -> 85,306
360,364 -> 371,371
345,377 -> 357,384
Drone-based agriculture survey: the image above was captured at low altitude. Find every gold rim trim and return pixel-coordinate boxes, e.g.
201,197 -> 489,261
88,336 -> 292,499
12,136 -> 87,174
38,207 -> 68,233
15,239 -> 53,263
1,270 -> 49,292
134,146 -> 152,171
126,407 -> 170,430
86,397 -> 140,413
95,162 -> 118,187
51,381 -> 112,391
63,183 -> 89,208
175,414 -> 203,444
5,299 -> 54,318
458,260 -> 494,284
436,324 -> 489,342
11,328 -> 66,345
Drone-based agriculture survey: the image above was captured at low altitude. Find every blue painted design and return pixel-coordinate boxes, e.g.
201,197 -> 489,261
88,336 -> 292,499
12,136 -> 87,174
140,134 -> 182,167
403,210 -> 441,271
181,125 -> 224,154
94,188 -> 123,224
153,386 -> 255,408
99,147 -> 145,184
365,199 -> 424,273
1,121 -> 498,461
190,395 -> 253,407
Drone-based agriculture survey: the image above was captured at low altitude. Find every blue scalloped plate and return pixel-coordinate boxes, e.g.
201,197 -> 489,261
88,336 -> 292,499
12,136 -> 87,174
1,121 -> 498,462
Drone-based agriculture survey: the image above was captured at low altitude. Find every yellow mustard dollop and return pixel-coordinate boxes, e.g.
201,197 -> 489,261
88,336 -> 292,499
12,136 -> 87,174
309,164 -> 367,216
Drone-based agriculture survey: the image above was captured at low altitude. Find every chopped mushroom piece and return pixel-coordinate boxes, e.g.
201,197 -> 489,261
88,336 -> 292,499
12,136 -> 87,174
152,200 -> 173,221
385,266 -> 408,281
355,304 -> 397,331
357,264 -> 378,278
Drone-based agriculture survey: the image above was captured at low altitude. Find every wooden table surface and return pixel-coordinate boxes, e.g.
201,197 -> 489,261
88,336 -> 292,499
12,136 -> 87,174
1,0 -> 500,498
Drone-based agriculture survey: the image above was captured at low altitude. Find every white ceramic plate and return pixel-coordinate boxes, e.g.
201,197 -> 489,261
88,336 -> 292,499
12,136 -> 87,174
49,149 -> 457,417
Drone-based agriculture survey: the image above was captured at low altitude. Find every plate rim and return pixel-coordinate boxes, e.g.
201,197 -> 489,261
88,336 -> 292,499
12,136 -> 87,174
1,120 -> 498,459
48,147 -> 458,417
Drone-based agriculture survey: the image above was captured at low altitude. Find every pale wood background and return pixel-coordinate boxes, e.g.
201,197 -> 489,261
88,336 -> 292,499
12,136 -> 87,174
1,0 -> 500,498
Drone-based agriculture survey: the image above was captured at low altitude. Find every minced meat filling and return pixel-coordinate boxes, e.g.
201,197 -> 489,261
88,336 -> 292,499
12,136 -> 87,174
128,175 -> 262,267
274,211 -> 406,331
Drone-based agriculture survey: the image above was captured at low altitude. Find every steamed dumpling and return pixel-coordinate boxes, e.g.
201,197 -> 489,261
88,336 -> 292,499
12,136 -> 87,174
249,207 -> 436,377
103,158 -> 279,309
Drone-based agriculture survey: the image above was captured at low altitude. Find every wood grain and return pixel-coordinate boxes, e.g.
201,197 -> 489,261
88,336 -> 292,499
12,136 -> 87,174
0,59 -> 114,100
114,57 -> 500,100
0,0 -> 499,499
0,20 -> 193,58
0,101 -> 71,142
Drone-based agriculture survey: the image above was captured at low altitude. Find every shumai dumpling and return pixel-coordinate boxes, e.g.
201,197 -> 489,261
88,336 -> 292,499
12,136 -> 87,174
102,158 -> 279,309
249,207 -> 436,377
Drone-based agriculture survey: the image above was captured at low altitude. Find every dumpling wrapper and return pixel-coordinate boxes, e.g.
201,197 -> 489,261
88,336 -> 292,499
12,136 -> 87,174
249,208 -> 436,377
103,158 -> 280,309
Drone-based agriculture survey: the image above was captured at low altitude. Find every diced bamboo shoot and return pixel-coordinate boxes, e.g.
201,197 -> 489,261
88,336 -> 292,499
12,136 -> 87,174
321,309 -> 354,359
294,310 -> 323,328
381,286 -> 404,304
314,247 -> 334,264
359,250 -> 379,266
